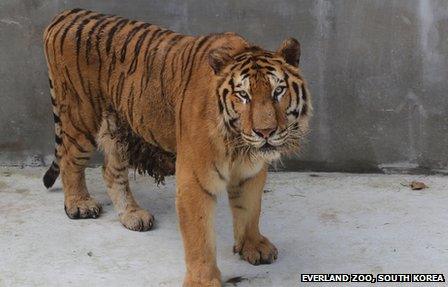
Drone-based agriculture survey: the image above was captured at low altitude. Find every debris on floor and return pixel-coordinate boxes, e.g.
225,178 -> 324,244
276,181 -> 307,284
409,181 -> 428,190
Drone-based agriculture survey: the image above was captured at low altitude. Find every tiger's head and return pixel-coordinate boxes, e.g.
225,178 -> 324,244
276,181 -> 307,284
209,38 -> 311,162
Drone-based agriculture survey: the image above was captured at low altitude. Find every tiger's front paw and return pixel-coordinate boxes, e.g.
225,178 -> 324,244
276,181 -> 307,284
234,235 -> 278,265
119,208 -> 154,231
183,267 -> 221,287
183,277 -> 221,287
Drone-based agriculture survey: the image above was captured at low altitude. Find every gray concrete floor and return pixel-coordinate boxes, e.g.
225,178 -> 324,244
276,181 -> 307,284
0,167 -> 447,287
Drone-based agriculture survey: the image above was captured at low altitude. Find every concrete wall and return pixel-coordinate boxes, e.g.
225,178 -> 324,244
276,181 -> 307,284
1,0 -> 448,173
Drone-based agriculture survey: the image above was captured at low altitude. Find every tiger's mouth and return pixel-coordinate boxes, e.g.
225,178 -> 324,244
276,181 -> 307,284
241,130 -> 288,150
231,122 -> 303,161
260,142 -> 276,152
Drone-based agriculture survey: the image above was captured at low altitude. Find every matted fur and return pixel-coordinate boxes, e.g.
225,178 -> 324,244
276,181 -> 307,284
114,114 -> 176,184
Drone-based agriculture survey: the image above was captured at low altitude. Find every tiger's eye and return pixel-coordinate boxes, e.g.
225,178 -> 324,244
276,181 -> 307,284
239,91 -> 247,97
275,86 -> 283,93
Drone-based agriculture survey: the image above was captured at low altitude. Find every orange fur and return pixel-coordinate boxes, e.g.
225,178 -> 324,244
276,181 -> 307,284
42,9 -> 311,286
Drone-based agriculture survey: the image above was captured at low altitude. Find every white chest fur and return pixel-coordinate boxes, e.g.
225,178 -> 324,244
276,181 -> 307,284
229,158 -> 265,185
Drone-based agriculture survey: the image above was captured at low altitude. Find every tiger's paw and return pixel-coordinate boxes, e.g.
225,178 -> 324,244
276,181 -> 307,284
234,235 -> 278,265
64,197 -> 102,219
183,278 -> 221,287
183,267 -> 221,287
119,208 -> 154,231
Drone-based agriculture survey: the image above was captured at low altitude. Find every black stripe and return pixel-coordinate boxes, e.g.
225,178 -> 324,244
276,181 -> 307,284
120,23 -> 150,62
51,97 -> 56,106
284,66 -> 300,78
53,113 -> 61,123
69,160 -> 86,167
213,163 -> 226,181
47,8 -> 81,31
235,54 -> 249,61
179,40 -> 193,76
228,78 -> 235,90
167,41 -> 181,81
159,34 -> 183,97
301,84 -> 307,101
287,110 -> 300,118
127,83 -> 135,124
198,34 -> 220,62
301,103 -> 308,116
66,110 -> 97,148
241,68 -> 249,75
75,15 -> 101,95
74,156 -> 91,161
222,88 -> 231,116
51,14 -> 70,57
287,81 -> 293,109
47,14 -> 67,32
176,35 -> 210,139
292,82 -> 300,97
107,52 -> 117,93
52,161 -> 60,170
145,30 -> 173,84
263,65 -> 276,71
95,18 -> 119,98
85,16 -> 117,64
63,66 -> 82,105
115,72 -> 125,106
238,174 -> 255,187
54,148 -> 61,159
106,19 -> 129,54
217,92 -> 224,113
55,135 -> 63,145
229,118 -> 238,130
183,35 -> 210,76
138,27 -> 161,88
127,28 -> 150,74
147,130 -> 161,148
193,171 -> 216,200
239,58 -> 252,70
86,82 -> 100,128
141,29 -> 166,88
76,13 -> 101,56
60,10 -> 92,54
48,78 -> 53,89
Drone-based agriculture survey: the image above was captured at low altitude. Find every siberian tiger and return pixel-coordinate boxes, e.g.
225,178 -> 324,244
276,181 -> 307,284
42,8 -> 311,287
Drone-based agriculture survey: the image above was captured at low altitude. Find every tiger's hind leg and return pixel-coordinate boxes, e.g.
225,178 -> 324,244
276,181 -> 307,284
98,116 -> 154,231
46,75 -> 101,219
59,129 -> 102,219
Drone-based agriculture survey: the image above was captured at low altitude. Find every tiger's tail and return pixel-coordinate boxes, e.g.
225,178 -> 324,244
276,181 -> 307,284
43,75 -> 62,188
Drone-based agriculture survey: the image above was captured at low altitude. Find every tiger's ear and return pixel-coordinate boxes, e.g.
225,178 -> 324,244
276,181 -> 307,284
209,49 -> 233,75
277,38 -> 301,67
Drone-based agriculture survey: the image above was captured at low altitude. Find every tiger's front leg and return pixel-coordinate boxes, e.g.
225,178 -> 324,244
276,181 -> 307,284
98,119 -> 154,232
228,166 -> 278,265
176,162 -> 222,287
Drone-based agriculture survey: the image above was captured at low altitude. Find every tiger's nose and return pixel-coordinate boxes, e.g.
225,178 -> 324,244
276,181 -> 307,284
253,127 -> 277,139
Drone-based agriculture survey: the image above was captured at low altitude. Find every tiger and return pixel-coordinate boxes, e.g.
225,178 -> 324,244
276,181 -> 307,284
42,8 -> 311,287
